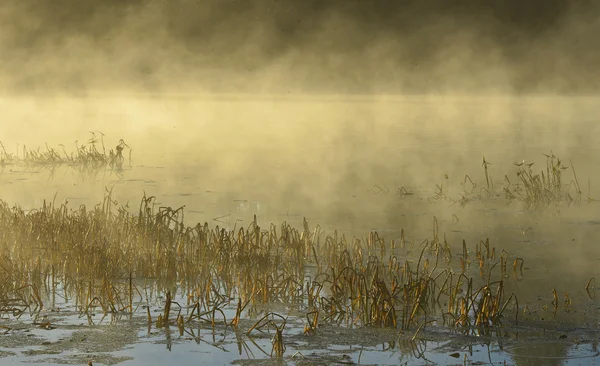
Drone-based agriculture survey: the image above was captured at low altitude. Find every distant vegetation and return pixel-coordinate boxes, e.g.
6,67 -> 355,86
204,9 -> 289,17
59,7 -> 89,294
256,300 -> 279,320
0,132 -> 131,172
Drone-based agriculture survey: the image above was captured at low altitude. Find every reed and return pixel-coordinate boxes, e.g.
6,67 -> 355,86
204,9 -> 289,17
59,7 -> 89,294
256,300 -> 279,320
506,152 -> 582,210
0,188 -> 572,358
0,132 -> 131,172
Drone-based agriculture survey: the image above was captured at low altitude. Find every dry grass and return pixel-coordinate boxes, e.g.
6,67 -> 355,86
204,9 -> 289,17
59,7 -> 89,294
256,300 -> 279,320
0,149 -> 591,359
448,152 -> 584,211
0,132 -> 131,172
505,152 -> 582,210
0,188 -> 528,351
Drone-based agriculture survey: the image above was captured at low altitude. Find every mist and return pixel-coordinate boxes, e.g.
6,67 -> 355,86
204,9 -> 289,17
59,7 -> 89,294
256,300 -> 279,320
1,0 -> 599,227
1,0 -> 599,95
3,4 -> 600,364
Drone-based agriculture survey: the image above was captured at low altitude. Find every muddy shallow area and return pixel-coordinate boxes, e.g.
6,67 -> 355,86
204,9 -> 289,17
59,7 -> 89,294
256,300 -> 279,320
1,95 -> 600,365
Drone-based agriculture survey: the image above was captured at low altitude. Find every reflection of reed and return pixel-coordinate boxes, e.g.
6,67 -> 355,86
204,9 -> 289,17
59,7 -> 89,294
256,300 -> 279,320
509,342 -> 574,366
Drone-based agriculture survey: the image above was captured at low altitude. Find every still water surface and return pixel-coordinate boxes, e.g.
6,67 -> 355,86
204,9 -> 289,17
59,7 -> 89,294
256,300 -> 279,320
1,95 -> 600,365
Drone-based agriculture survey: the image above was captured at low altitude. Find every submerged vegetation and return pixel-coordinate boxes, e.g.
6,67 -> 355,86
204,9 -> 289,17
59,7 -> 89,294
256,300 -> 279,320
0,141 -> 596,362
505,153 -> 583,210
446,152 -> 585,212
0,132 -> 131,172
0,189 -> 553,360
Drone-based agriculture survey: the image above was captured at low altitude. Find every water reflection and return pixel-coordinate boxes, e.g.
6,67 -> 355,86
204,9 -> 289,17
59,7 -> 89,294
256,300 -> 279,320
508,341 -> 600,365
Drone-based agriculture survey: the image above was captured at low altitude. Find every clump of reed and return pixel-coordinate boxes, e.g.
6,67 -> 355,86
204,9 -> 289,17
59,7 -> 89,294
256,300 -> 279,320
0,191 -> 553,357
297,221 -> 520,337
0,132 -> 131,172
449,153 -> 584,211
505,152 -> 582,210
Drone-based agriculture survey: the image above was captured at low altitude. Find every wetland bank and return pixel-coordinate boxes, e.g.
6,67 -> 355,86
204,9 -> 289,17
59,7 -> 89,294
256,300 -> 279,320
0,95 -> 600,365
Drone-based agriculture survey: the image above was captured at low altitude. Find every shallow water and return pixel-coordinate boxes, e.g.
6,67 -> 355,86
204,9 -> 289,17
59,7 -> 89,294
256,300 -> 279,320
1,305 -> 599,365
3,95 -> 600,214
1,95 -> 600,364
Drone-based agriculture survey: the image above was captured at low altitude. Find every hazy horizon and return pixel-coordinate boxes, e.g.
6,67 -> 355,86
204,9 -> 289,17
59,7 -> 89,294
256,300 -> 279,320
2,0 -> 599,95
1,0 -> 599,224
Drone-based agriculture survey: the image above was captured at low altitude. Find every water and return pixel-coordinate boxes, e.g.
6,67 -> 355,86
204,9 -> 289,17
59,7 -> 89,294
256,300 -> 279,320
1,94 -> 600,364
3,94 -> 600,204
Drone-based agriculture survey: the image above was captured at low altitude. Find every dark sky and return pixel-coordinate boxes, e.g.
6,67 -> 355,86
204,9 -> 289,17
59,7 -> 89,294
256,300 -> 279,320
1,0 -> 598,94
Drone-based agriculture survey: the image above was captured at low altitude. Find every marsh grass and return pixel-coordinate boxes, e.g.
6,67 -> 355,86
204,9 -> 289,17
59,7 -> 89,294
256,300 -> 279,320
0,132 -> 131,172
0,188 -> 532,354
448,152 -> 585,211
0,149 -> 592,360
506,152 -> 582,210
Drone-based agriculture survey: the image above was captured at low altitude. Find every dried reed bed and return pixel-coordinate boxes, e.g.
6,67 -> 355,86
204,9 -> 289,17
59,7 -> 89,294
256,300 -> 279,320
0,150 -> 589,358
0,189 -> 531,358
0,132 -> 131,171
506,153 -> 582,209
449,152 -> 584,211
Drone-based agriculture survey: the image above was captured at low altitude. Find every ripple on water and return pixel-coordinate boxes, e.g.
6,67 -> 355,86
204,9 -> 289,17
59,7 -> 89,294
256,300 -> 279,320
505,342 -> 600,361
